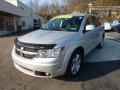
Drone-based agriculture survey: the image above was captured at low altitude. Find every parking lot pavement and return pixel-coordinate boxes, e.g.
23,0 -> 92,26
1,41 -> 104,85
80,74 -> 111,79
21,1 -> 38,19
0,34 -> 120,90
84,39 -> 120,62
106,31 -> 120,42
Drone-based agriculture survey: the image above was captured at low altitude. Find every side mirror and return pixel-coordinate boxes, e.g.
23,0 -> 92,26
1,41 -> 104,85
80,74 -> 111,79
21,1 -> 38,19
86,25 -> 95,31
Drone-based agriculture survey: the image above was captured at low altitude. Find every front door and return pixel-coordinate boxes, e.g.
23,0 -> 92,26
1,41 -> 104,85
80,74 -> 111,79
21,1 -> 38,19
81,16 -> 97,55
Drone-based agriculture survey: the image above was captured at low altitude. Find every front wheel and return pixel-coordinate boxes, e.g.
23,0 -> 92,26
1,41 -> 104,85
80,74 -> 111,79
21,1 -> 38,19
65,50 -> 82,78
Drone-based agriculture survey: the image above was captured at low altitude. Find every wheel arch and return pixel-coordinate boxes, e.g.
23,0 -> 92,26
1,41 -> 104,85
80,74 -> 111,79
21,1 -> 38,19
64,46 -> 85,77
75,46 -> 84,60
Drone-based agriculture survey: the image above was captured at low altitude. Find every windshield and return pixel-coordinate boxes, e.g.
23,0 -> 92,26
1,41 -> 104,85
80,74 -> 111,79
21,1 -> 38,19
41,16 -> 84,32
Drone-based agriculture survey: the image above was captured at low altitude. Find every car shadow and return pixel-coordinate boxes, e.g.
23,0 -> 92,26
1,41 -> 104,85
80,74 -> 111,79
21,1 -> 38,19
57,60 -> 120,82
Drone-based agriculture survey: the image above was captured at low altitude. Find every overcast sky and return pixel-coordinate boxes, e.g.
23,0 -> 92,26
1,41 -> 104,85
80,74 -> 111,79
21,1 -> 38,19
19,0 -> 56,5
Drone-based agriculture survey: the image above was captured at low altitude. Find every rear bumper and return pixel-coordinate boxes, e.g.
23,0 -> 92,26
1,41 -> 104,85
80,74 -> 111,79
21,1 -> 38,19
12,48 -> 64,78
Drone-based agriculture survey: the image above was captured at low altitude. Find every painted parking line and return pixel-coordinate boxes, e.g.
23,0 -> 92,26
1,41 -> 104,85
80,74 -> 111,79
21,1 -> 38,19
84,39 -> 120,62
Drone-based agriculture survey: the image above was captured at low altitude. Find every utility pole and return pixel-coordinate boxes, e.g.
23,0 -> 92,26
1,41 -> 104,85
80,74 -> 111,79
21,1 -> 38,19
88,2 -> 93,14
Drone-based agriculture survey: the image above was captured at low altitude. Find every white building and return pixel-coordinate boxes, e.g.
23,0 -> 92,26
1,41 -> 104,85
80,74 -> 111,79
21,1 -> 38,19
0,0 -> 45,36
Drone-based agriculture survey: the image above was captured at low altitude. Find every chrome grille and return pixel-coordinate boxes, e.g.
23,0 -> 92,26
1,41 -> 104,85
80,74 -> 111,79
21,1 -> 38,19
15,44 -> 38,53
15,48 -> 37,59
14,38 -> 56,59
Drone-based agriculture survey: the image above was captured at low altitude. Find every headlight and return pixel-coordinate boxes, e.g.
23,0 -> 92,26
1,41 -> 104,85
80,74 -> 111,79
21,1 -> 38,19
36,47 -> 65,58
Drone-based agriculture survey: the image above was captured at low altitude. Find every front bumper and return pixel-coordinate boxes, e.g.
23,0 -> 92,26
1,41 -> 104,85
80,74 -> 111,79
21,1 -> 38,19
12,48 -> 64,78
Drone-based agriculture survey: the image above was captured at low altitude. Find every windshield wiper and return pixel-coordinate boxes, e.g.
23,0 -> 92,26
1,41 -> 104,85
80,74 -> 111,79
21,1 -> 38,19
41,27 -> 67,31
52,28 -> 67,31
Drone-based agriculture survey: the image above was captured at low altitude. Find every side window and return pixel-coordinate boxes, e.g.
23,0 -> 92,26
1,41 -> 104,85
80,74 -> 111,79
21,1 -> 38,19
83,16 -> 93,32
86,16 -> 93,25
91,16 -> 101,27
22,21 -> 25,27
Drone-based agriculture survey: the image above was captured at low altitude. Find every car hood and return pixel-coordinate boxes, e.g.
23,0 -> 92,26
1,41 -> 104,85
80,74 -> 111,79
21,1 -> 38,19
18,30 -> 77,45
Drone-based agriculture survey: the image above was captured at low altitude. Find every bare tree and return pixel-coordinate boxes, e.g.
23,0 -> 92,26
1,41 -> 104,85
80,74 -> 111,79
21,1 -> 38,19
27,0 -> 120,20
27,0 -> 40,14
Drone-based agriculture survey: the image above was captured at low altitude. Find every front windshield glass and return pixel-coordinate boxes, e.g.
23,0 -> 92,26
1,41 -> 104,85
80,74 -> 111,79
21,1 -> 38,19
41,16 -> 84,32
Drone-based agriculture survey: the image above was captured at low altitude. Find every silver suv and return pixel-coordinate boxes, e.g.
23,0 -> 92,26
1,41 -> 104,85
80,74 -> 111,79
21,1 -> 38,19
12,13 -> 105,78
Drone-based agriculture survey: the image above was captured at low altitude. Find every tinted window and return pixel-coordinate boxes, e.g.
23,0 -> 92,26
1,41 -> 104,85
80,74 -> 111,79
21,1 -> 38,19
41,16 -> 84,32
83,16 -> 93,31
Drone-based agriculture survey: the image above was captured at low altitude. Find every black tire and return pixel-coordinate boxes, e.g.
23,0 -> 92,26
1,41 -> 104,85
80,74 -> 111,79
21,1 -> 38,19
65,50 -> 82,78
98,35 -> 104,49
